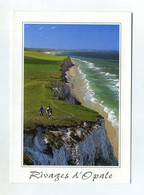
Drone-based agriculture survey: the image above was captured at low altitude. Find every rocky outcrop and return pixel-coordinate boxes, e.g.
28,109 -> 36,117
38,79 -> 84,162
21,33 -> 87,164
52,57 -> 80,105
52,82 -> 81,105
24,119 -> 118,166
61,57 -> 74,82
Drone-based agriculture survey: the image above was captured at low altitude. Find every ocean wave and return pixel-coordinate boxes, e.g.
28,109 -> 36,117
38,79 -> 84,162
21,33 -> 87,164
71,57 -> 119,129
72,57 -> 97,70
72,57 -> 106,73
115,82 -> 119,87
99,72 -> 117,77
77,66 -> 97,103
102,106 -> 118,129
105,72 -> 117,77
107,78 -> 118,82
94,67 -> 101,70
106,79 -> 119,93
99,101 -> 119,129
99,71 -> 105,74
106,84 -> 119,94
80,59 -> 95,69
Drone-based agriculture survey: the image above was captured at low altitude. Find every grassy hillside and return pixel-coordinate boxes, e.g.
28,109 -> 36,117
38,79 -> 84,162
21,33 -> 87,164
24,50 -> 99,130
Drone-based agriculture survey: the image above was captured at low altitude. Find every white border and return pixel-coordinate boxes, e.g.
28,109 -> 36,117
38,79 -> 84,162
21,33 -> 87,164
11,11 -> 131,183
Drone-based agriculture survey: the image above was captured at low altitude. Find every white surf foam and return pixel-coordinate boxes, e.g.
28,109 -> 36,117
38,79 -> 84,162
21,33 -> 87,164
77,66 -> 97,104
102,106 -> 119,129
105,72 -> 117,77
99,72 -> 117,77
99,71 -> 105,74
106,78 -> 119,94
72,57 -> 98,71
71,57 -> 119,129
94,67 -> 101,70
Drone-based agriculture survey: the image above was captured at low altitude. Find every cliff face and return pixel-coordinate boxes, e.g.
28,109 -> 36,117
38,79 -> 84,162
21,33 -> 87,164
61,57 -> 74,82
52,57 -> 80,105
24,57 -> 118,166
52,82 -> 81,105
24,119 -> 118,166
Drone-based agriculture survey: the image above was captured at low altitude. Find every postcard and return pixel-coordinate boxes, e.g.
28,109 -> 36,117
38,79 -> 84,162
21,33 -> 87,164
11,11 -> 132,183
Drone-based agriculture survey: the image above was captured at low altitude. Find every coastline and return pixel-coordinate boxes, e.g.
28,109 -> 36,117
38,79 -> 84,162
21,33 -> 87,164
67,60 -> 118,159
24,50 -> 118,166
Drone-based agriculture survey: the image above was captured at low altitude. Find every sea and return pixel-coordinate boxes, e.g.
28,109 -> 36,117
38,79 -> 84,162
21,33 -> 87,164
57,50 -> 119,129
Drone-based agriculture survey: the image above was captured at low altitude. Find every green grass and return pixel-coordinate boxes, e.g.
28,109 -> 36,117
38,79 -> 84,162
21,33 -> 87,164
44,131 -> 63,149
24,50 -> 99,130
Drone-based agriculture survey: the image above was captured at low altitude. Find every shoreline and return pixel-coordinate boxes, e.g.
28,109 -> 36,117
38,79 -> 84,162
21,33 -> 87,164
67,60 -> 118,159
42,51 -> 57,55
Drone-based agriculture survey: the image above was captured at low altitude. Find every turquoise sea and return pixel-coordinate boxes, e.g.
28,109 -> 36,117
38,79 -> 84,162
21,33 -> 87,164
57,51 -> 119,129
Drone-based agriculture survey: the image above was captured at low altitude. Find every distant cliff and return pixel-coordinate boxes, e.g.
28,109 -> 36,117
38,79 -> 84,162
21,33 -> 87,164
61,57 -> 74,82
52,81 -> 81,105
52,57 -> 80,105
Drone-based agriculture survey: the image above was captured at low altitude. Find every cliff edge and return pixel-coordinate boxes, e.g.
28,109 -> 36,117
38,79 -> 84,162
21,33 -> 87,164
24,56 -> 118,166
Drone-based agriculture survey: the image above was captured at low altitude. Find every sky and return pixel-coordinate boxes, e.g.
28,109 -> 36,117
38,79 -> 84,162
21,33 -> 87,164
24,24 -> 119,50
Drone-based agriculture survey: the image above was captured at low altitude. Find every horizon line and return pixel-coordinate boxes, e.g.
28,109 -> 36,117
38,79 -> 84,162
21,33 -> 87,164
24,47 -> 119,52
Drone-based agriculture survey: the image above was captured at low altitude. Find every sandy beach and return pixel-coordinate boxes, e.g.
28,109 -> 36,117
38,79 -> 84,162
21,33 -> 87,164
67,61 -> 118,159
43,51 -> 56,55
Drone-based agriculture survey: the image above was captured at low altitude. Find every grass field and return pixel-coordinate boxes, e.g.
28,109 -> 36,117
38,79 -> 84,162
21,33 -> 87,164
24,50 -> 99,130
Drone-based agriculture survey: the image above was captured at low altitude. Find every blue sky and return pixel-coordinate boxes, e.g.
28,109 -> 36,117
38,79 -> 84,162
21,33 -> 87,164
24,24 -> 119,50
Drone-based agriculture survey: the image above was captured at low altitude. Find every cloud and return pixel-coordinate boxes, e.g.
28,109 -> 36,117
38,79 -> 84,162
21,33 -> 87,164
50,26 -> 56,29
38,26 -> 44,30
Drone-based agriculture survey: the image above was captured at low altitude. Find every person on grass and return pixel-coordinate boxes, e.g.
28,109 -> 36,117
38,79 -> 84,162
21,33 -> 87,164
39,105 -> 44,117
46,106 -> 52,119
